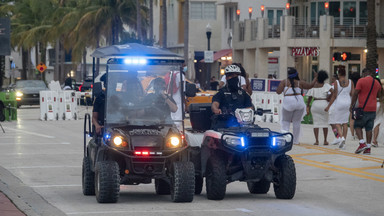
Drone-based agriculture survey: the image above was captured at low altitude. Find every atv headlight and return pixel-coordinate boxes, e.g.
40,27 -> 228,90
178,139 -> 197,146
16,91 -> 23,97
235,108 -> 254,124
224,135 -> 245,147
272,136 -> 286,148
167,136 -> 181,148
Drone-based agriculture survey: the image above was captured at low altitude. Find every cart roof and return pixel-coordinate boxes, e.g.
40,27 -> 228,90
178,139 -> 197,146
91,43 -> 183,60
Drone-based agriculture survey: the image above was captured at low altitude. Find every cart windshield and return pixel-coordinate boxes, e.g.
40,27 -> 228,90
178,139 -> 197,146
104,58 -> 183,127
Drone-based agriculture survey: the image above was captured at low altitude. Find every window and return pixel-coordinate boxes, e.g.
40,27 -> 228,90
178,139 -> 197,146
311,2 -> 316,25
329,2 -> 340,24
318,1 -> 325,17
359,2 -> 367,24
268,10 -> 274,25
276,10 -> 283,25
343,1 -> 356,25
191,2 -> 216,20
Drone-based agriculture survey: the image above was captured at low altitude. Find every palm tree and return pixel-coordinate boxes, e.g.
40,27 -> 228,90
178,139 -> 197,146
161,0 -> 167,48
366,0 -> 377,74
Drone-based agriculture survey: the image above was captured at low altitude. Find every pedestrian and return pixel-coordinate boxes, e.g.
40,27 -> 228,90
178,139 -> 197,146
372,78 -> 384,147
276,67 -> 317,145
328,73 -> 340,142
210,76 -> 219,90
233,63 -> 252,95
63,78 -> 72,90
253,73 -> 258,78
351,68 -> 382,155
349,72 -> 361,140
218,63 -> 247,91
195,79 -> 201,89
306,70 -> 332,145
325,68 -> 354,149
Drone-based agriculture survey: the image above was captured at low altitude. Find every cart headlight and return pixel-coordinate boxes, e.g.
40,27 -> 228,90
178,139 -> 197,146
16,91 -> 23,97
113,136 -> 123,146
272,136 -> 287,148
224,135 -> 246,147
167,136 -> 181,148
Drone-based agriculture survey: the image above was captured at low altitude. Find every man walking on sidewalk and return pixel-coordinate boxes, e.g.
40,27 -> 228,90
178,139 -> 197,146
350,68 -> 382,155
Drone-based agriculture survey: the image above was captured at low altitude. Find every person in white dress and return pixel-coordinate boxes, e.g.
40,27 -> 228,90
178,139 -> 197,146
276,67 -> 317,145
306,71 -> 332,145
372,80 -> 384,147
325,68 -> 354,149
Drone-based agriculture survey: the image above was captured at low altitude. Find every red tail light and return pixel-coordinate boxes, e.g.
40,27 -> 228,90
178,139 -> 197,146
79,84 -> 83,92
91,84 -> 93,88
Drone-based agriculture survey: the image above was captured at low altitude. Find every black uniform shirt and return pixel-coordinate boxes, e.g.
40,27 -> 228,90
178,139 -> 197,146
93,93 -> 105,125
212,88 -> 252,113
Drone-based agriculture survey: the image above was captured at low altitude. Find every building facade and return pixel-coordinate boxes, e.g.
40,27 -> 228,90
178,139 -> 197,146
232,0 -> 384,80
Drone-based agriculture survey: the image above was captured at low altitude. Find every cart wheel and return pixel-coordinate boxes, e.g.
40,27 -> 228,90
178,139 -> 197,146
82,157 -> 95,195
95,161 -> 120,203
74,113 -> 77,120
273,155 -> 296,199
56,113 -> 59,120
44,113 -> 47,121
170,161 -> 195,202
206,154 -> 227,200
62,113 -> 65,120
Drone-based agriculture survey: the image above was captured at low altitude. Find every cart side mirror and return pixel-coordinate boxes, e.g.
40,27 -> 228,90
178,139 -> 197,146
185,83 -> 197,97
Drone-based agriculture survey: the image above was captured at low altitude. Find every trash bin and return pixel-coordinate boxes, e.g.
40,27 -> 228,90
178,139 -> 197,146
0,91 -> 17,121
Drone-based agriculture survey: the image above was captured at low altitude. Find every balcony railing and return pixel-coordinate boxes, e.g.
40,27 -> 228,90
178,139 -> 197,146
292,22 -> 319,38
267,18 -> 280,39
333,18 -> 367,38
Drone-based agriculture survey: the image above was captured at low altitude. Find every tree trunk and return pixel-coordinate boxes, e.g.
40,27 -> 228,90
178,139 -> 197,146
21,48 -> 27,80
60,41 -> 65,83
183,0 -> 190,78
82,50 -> 87,80
40,42 -> 47,82
136,0 -> 142,41
27,48 -> 32,80
149,0 -> 154,44
54,40 -> 60,81
366,0 -> 377,74
161,0 -> 167,48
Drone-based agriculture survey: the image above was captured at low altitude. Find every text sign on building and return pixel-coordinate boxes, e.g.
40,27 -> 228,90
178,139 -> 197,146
0,17 -> 11,56
204,51 -> 214,63
251,79 -> 266,92
292,47 -> 319,57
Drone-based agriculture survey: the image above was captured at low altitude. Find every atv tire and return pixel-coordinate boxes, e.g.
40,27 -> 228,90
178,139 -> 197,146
82,157 -> 95,195
170,161 -> 195,202
206,154 -> 227,200
195,175 -> 203,195
95,161 -> 120,203
247,178 -> 270,194
273,155 -> 296,199
155,179 -> 171,195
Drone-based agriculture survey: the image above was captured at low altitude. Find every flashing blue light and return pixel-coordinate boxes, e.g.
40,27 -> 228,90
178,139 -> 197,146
105,134 -> 111,139
272,137 -> 276,147
124,58 -> 147,65
241,137 -> 245,147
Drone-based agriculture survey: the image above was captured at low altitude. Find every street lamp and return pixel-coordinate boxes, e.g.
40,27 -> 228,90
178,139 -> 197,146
248,7 -> 253,19
206,23 -> 212,51
261,5 -> 265,18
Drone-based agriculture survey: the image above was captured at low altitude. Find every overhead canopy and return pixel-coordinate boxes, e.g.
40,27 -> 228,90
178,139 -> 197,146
91,43 -> 183,60
200,49 -> 232,63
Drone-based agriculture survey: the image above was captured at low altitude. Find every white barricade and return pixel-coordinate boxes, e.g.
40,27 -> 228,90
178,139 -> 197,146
40,91 -> 59,121
58,91 -> 78,120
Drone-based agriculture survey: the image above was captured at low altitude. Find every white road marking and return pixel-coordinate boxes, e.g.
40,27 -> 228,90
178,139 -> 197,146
4,128 -> 56,138
31,184 -> 81,188
7,165 -> 81,169
67,208 -> 253,215
0,142 -> 71,145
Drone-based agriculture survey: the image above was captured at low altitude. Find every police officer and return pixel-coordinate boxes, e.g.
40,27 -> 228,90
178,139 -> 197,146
211,64 -> 253,115
92,74 -> 106,136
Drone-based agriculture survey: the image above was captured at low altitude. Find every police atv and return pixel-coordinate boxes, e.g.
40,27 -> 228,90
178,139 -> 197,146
82,43 -> 195,203
189,105 -> 296,200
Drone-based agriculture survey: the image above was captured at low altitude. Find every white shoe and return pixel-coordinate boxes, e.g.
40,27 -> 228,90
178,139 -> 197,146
331,137 -> 342,145
339,138 -> 346,149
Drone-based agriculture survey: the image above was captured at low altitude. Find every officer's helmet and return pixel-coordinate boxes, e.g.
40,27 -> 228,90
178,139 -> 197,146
225,65 -> 241,75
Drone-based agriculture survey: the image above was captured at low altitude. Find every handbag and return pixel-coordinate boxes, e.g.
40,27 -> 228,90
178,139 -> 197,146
352,78 -> 375,120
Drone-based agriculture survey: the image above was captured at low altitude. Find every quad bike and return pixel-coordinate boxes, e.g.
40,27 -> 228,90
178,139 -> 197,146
192,107 -> 296,200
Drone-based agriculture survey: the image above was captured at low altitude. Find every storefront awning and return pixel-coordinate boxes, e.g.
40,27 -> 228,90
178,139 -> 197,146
200,49 -> 232,63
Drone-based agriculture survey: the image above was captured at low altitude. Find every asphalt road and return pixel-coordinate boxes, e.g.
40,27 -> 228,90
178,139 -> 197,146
0,106 -> 384,216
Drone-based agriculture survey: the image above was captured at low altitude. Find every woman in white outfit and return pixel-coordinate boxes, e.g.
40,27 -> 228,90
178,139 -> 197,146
276,67 -> 317,145
372,80 -> 384,147
325,68 -> 354,149
306,71 -> 332,145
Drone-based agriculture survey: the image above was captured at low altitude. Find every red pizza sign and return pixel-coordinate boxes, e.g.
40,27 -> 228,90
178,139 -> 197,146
292,47 -> 320,57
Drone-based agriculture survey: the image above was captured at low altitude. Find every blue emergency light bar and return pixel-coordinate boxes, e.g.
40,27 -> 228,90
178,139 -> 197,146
124,58 -> 147,65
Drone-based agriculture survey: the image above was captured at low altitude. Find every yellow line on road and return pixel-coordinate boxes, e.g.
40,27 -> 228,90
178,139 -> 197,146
293,159 -> 384,183
299,144 -> 384,163
292,152 -> 335,157
292,156 -> 384,181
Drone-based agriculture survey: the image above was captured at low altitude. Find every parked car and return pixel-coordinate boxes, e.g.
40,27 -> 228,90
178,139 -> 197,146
15,80 -> 48,108
79,77 -> 93,105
